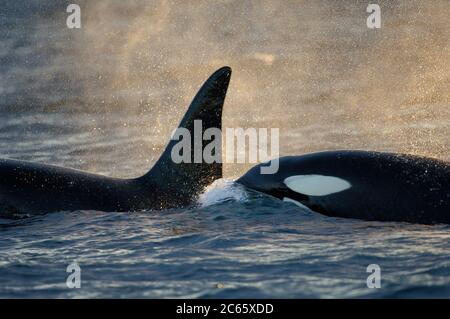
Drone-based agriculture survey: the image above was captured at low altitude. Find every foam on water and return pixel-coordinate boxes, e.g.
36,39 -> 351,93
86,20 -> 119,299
198,179 -> 249,208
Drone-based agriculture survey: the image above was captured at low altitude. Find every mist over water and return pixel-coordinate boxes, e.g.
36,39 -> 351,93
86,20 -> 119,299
1,0 -> 448,178
0,1 -> 449,298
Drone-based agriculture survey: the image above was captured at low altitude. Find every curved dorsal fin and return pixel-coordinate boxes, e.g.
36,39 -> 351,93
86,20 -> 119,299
138,66 -> 232,207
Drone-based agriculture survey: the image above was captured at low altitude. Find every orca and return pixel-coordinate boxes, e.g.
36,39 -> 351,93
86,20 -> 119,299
0,67 -> 231,216
237,150 -> 450,224
2,65 -> 449,225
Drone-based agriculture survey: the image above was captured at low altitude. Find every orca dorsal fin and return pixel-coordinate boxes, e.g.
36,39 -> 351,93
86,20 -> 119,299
138,67 -> 231,207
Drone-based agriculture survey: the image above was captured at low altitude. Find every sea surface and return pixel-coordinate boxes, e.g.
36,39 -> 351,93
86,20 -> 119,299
0,1 -> 449,298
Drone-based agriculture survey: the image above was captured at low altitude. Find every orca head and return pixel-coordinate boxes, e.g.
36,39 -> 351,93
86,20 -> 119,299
237,155 -> 353,210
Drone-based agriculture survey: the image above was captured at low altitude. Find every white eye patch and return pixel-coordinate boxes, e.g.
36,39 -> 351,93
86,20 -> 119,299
284,175 -> 351,196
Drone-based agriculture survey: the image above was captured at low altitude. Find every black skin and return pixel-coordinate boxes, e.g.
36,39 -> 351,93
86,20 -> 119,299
0,67 -> 232,216
237,150 -> 450,225
0,159 -> 154,214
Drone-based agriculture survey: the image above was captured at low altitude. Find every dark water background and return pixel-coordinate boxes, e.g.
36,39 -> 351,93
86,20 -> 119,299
0,0 -> 449,298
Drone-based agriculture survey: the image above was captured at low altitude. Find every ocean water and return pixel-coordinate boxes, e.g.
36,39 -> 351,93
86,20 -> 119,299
0,1 -> 449,298
2,185 -> 450,299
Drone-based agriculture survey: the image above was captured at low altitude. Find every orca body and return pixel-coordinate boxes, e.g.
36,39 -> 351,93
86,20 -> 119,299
0,67 -> 231,216
238,151 -> 450,224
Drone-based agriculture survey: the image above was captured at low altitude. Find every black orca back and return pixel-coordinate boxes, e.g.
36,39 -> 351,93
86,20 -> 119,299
0,67 -> 232,216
